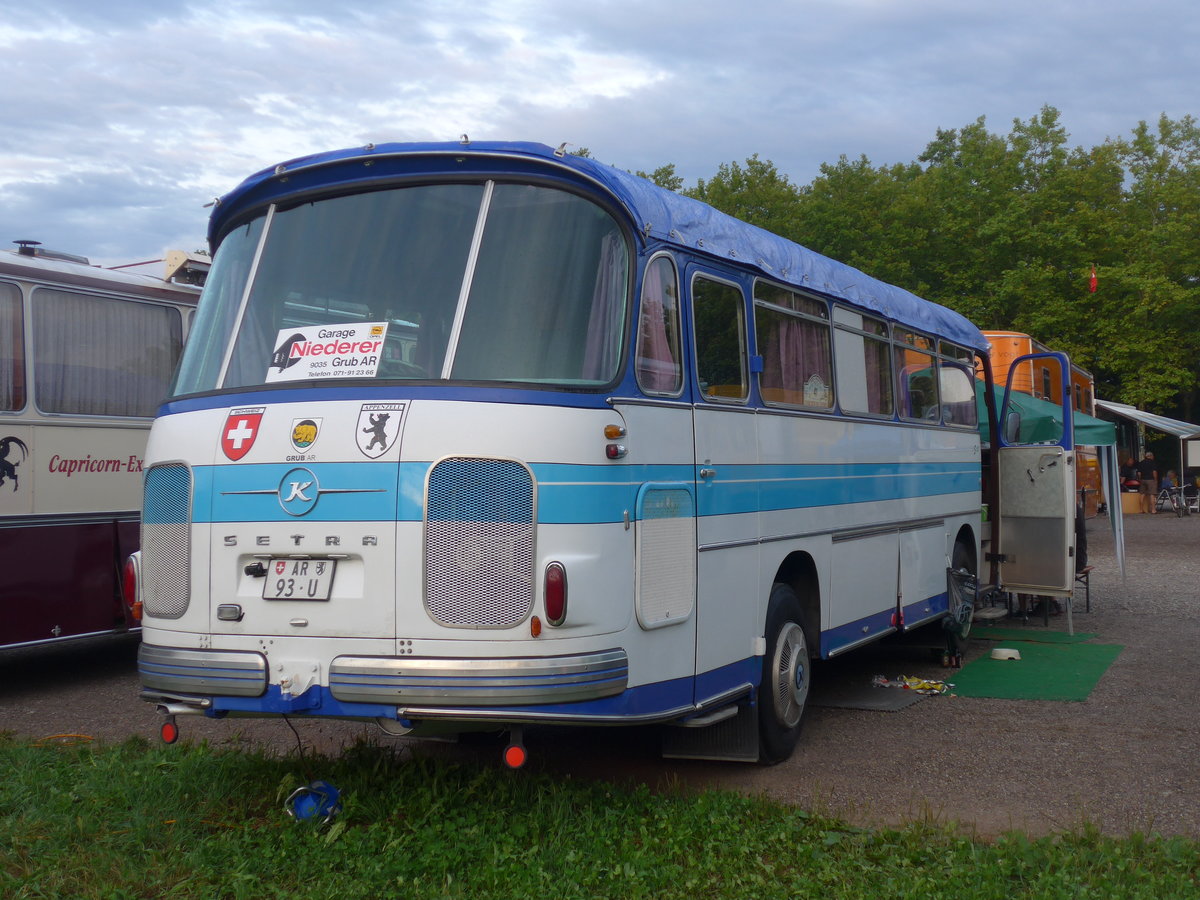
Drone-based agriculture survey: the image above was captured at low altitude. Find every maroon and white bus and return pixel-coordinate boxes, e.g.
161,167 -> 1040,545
0,242 -> 201,649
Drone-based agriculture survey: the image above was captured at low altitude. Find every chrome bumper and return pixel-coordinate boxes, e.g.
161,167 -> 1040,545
329,649 -> 628,706
139,643 -> 268,697
138,643 -> 629,710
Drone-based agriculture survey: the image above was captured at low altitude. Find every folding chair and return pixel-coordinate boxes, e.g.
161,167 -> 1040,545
1155,487 -> 1178,513
1184,484 -> 1199,515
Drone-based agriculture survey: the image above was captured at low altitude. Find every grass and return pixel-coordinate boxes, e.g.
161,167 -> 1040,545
1,733 -> 1197,899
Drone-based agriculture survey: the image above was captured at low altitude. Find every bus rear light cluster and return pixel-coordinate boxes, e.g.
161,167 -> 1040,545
604,423 -> 627,459
544,562 -> 567,626
122,554 -> 142,622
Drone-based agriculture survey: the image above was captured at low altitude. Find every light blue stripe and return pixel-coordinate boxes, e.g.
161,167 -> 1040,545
199,462 -> 399,523
193,460 -> 979,524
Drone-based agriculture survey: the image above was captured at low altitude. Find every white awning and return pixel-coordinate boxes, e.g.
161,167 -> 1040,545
1094,399 -> 1200,439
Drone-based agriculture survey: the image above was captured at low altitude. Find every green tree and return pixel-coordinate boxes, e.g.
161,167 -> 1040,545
1101,115 -> 1200,414
635,163 -> 684,192
685,155 -> 802,239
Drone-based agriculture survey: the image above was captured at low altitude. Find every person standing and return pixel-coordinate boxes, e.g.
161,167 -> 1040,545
1137,451 -> 1159,514
1120,456 -> 1139,491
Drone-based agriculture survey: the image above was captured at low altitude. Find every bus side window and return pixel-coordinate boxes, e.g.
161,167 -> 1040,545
0,282 -> 24,411
32,288 -> 183,417
754,282 -> 833,410
635,256 -> 683,395
833,307 -> 893,417
692,275 -> 747,401
937,348 -> 979,428
894,329 -> 939,422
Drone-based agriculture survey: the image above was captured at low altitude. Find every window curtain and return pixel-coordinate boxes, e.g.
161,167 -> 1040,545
864,336 -> 891,415
0,283 -> 23,410
635,258 -> 681,393
33,289 -> 182,416
761,312 -> 832,407
582,233 -> 627,382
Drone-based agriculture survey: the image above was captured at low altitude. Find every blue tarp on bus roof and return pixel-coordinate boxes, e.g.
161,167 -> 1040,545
210,141 -> 989,353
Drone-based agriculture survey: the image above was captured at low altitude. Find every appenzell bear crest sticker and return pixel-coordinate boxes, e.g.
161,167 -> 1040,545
356,402 -> 406,459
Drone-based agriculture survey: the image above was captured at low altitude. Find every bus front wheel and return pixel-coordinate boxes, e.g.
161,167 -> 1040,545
758,583 -> 811,764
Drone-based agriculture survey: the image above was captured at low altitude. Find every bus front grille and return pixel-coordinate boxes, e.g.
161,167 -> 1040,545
142,463 -> 192,619
424,457 -> 535,629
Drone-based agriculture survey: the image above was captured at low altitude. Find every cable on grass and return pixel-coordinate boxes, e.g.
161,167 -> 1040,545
34,733 -> 95,746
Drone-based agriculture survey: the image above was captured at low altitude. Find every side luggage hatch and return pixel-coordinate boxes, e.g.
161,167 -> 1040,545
993,352 -> 1076,596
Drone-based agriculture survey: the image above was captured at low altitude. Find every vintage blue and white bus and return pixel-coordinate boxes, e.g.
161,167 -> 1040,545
130,141 -> 1077,764
0,244 -> 200,649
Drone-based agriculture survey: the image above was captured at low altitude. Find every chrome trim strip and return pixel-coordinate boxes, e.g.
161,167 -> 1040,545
215,204 -> 274,388
396,680 -> 754,727
704,511 -> 977,553
903,611 -> 945,630
831,523 -> 902,542
2,627 -> 138,650
441,180 -> 494,378
395,703 -> 694,726
0,511 -> 138,528
138,644 -> 268,697
698,536 -> 761,552
826,626 -> 898,657
330,648 -> 628,706
899,516 -> 948,533
606,396 -> 693,409
833,515 -> 948,542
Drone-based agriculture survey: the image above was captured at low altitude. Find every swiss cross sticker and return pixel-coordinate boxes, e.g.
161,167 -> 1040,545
221,408 -> 265,460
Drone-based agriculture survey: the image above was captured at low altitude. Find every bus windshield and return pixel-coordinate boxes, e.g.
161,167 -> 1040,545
172,181 -> 630,395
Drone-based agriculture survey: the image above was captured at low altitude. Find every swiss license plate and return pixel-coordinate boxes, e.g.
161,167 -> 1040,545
263,558 -> 336,601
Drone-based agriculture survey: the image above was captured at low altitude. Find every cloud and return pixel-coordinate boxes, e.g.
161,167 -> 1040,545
1,0 -> 1197,264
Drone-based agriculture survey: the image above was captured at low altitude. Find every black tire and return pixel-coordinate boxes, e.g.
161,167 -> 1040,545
758,582 -> 811,765
945,540 -> 976,659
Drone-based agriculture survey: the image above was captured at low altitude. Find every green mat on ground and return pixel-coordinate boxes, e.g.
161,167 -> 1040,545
952,641 -> 1123,701
972,626 -> 1097,644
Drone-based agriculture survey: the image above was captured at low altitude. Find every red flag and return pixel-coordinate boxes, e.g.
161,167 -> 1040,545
1088,265 -> 1098,293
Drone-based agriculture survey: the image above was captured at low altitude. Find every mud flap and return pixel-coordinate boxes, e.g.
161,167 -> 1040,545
661,701 -> 759,762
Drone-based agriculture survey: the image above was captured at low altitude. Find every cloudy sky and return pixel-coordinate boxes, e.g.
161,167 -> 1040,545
1,0 -> 1196,268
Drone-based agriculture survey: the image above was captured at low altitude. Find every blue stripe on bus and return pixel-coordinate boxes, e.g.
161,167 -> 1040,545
820,607 -> 907,658
195,462 -> 400,523
902,591 -> 950,624
191,460 -> 979,524
206,657 -> 763,722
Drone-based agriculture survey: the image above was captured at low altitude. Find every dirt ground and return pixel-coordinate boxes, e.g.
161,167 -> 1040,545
3,510 -> 1197,839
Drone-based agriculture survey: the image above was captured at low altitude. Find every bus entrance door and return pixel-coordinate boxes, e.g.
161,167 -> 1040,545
994,352 -> 1076,596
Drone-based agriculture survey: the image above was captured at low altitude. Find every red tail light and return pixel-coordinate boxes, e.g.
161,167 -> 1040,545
544,562 -> 567,626
122,555 -> 142,621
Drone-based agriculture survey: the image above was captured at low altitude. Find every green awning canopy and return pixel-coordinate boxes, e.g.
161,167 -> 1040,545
976,383 -> 1117,446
